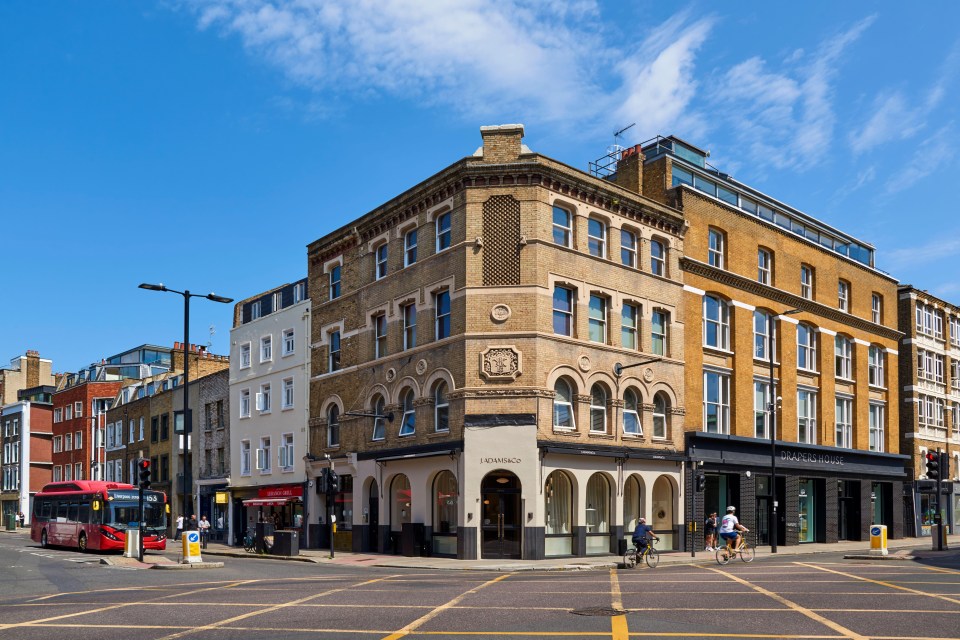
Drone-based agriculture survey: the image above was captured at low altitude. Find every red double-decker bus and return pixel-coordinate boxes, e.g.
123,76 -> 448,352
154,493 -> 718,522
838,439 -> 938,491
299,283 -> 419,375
31,481 -> 169,552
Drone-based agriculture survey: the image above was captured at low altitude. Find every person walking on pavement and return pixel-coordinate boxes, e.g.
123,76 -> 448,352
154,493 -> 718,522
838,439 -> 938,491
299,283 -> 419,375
198,515 -> 211,549
188,514 -> 198,531
704,511 -> 718,551
174,514 -> 184,541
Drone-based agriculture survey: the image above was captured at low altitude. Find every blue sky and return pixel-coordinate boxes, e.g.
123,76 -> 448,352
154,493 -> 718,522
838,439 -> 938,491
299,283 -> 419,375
2,1 -> 958,375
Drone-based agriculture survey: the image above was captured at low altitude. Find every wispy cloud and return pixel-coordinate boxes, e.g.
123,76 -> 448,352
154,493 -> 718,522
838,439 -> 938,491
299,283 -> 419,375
709,16 -> 876,171
885,229 -> 960,269
884,124 -> 955,194
182,1 -> 714,132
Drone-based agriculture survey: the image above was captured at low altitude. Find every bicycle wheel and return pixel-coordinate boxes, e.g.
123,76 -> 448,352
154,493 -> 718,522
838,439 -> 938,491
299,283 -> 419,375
739,543 -> 755,563
645,546 -> 660,569
715,546 -> 730,565
623,547 -> 638,569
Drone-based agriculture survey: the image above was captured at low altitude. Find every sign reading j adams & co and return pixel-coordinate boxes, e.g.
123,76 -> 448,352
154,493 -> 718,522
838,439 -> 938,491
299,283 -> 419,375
480,457 -> 521,465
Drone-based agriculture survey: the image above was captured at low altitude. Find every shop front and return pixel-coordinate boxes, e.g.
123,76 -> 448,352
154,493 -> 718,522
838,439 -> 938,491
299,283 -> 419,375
232,484 -> 305,547
910,480 -> 955,537
197,483 -> 229,542
687,432 -> 907,550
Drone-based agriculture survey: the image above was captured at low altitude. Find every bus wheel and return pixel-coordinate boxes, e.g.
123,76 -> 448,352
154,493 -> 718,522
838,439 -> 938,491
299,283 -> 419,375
40,530 -> 48,548
78,533 -> 87,552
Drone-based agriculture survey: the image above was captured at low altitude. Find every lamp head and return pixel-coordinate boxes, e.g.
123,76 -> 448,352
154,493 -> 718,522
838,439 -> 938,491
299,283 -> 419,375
139,283 -> 166,292
206,293 -> 234,304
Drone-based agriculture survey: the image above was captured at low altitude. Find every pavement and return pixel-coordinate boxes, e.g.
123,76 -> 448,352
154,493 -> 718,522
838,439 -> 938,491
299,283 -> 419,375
194,533 -> 960,571
4,526 -> 957,571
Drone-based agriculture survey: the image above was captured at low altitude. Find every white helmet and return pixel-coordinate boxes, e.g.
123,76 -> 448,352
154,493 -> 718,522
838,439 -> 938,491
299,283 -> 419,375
726,505 -> 736,513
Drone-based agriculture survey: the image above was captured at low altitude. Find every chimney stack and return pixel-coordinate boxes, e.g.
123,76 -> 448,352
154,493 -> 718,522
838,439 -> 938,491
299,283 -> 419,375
479,124 -> 525,163
25,350 -> 40,388
611,145 -> 644,195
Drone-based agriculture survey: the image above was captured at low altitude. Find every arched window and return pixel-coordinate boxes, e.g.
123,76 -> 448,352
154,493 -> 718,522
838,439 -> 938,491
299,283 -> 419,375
553,379 -> 575,430
589,384 -> 607,433
653,393 -> 669,439
623,388 -> 641,435
327,405 -> 340,448
588,217 -> 606,257
399,389 -> 416,436
552,205 -> 572,247
797,324 -> 817,371
372,395 -> 386,441
390,474 -> 411,531
703,295 -> 730,349
432,471 -> 458,555
544,471 -> 572,556
586,473 -> 610,554
434,381 -> 449,432
623,475 -> 644,538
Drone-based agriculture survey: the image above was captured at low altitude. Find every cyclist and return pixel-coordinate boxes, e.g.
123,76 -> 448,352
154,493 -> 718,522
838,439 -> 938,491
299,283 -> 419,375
718,506 -> 747,552
632,517 -> 659,554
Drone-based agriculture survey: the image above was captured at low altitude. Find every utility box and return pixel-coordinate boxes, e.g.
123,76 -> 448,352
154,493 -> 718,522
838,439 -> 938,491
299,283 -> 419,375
5,514 -> 16,531
931,524 -> 948,550
124,529 -> 141,558
272,530 -> 300,556
869,524 -> 888,556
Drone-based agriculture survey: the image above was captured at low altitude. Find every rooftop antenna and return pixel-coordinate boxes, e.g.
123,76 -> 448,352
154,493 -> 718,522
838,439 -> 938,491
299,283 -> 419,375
207,324 -> 215,348
608,123 -> 636,157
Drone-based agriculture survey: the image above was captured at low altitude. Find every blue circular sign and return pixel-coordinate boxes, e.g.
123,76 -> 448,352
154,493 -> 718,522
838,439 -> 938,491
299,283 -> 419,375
870,526 -> 881,536
187,531 -> 199,543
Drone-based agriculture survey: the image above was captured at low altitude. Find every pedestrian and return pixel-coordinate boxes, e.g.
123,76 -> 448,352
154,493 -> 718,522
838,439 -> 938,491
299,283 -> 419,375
18,512 -> 25,528
174,514 -> 184,541
704,511 -> 718,551
273,512 -> 282,530
188,514 -> 198,531
198,515 -> 211,549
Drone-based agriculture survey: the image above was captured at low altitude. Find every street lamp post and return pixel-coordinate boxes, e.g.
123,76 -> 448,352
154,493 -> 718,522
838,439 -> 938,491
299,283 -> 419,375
139,283 -> 232,521
768,308 -> 802,554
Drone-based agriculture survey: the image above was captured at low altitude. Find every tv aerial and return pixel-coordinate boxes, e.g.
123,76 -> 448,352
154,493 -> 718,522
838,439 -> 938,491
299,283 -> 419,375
608,123 -> 636,157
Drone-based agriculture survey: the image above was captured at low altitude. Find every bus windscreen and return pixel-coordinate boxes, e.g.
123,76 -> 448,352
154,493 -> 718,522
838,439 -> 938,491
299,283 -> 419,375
105,490 -> 167,532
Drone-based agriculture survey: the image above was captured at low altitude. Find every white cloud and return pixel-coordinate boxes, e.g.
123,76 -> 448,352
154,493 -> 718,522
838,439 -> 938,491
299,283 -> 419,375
709,16 -> 875,171
884,124 -> 955,194
182,1 -> 714,132
885,230 -> 960,269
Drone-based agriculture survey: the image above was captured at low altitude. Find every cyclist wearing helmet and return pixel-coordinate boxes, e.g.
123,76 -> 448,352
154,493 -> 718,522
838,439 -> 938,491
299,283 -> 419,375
631,517 -> 659,551
718,506 -> 748,551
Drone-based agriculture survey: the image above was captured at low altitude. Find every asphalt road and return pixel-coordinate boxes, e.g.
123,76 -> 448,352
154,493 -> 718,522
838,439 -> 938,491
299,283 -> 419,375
1,531 -> 958,640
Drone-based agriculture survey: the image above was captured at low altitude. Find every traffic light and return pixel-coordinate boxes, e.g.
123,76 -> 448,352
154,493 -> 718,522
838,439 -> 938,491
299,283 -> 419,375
327,470 -> 340,495
925,452 -> 939,480
317,468 -> 328,494
137,458 -> 151,489
696,473 -> 706,492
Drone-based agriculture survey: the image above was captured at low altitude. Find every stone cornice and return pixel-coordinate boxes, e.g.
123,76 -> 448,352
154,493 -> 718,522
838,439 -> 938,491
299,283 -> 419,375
681,257 -> 903,342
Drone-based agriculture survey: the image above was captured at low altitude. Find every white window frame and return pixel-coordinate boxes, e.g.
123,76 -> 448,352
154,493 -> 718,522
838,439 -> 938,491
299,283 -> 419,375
621,303 -> 639,350
399,390 -> 416,437
754,310 -> 774,360
868,346 -> 885,387
703,370 -> 730,434
375,243 -> 388,280
622,388 -> 641,435
436,211 -> 451,252
588,294 -> 607,344
869,403 -> 885,452
260,335 -> 272,362
240,342 -> 251,369
652,310 -> 668,356
372,397 -> 387,441
651,239 -> 665,276
621,229 -> 637,268
835,396 -> 853,448
257,436 -> 272,473
797,389 -> 817,444
257,383 -> 271,414
553,286 -> 574,337
872,294 -> 882,324
329,265 -> 341,300
435,290 -> 451,340
74,401 -> 83,417
328,330 -> 341,372
240,440 -> 251,476
703,295 -> 730,350
754,380 -> 771,439
589,384 -> 607,433
835,335 -> 853,380
282,329 -> 295,356
708,228 -> 724,268
588,217 -> 606,258
280,433 -> 294,470
801,265 -> 813,300
404,227 -> 418,267
240,389 -> 251,418
250,300 -> 262,320
552,205 -> 572,247
797,324 -> 817,371
838,280 -> 849,312
374,313 -> 387,358
402,303 -> 417,350
553,379 -> 575,431
282,377 -> 294,410
434,382 -> 449,432
327,406 -> 340,448
758,248 -> 771,285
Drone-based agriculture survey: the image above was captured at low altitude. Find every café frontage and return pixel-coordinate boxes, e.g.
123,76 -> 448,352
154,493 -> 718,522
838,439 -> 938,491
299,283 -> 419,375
685,432 -> 908,550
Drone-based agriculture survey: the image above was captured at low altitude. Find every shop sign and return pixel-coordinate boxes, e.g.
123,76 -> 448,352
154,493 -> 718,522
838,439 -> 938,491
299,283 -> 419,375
258,486 -> 303,499
780,451 -> 844,466
215,491 -> 229,504
480,457 -> 521,464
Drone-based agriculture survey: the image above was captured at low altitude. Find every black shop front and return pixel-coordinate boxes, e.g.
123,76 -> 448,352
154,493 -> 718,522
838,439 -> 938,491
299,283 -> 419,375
685,433 -> 908,551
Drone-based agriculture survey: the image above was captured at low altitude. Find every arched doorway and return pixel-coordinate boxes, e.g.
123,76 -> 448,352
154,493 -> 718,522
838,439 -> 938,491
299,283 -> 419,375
585,473 -> 611,554
481,470 -> 521,559
390,475 -> 411,555
544,470 -> 573,557
623,475 -> 645,545
432,471 -> 458,556
652,475 -> 676,549
367,479 -> 379,552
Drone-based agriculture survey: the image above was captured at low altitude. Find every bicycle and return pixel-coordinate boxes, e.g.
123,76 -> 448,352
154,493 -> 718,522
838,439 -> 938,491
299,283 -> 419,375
715,532 -> 755,565
623,537 -> 660,569
243,529 -> 256,553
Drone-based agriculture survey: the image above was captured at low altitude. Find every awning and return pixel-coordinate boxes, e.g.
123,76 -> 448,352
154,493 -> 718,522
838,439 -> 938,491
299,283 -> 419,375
243,498 -> 294,507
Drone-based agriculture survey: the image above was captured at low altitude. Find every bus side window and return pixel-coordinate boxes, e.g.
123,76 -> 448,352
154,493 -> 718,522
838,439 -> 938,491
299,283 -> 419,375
78,498 -> 90,524
56,501 -> 68,521
39,499 -> 52,521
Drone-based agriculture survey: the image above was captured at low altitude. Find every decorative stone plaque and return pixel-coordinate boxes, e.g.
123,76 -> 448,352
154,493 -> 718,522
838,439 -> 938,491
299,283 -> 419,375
385,367 -> 397,382
578,355 -> 591,372
480,346 -> 522,380
416,359 -> 428,375
643,367 -> 655,382
491,304 -> 512,323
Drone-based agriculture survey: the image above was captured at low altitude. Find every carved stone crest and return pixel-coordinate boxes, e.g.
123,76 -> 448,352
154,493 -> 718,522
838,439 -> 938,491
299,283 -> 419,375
385,367 -> 397,383
643,367 -> 655,382
416,359 -> 428,375
578,355 -> 591,372
480,345 -> 522,380
491,304 -> 512,323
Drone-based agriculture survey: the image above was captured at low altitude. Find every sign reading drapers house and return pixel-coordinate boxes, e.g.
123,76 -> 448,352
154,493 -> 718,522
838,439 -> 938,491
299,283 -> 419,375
780,451 -> 845,466
480,457 -> 521,465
